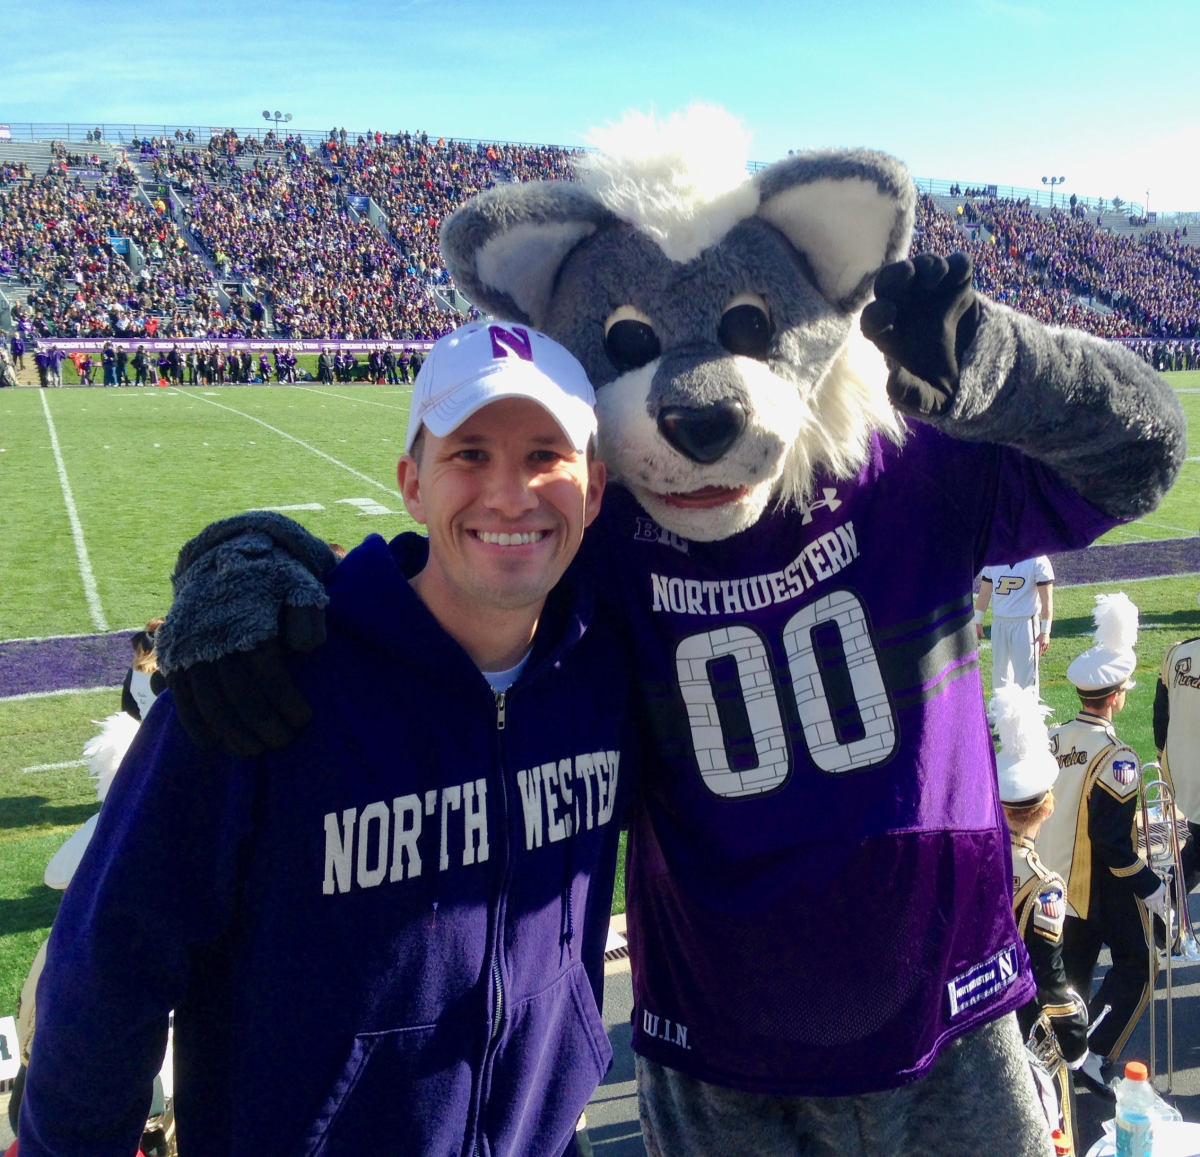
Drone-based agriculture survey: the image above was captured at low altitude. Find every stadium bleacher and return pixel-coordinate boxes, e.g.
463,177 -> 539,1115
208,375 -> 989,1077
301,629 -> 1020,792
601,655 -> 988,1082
2,126 -> 1198,363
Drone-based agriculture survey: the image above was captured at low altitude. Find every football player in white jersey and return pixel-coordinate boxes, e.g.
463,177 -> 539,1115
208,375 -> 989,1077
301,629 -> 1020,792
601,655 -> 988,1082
976,555 -> 1054,697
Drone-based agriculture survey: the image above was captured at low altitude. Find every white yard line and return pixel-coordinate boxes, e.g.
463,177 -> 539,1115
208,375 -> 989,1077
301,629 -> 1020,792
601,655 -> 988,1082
24,759 -> 89,773
290,384 -> 409,409
1099,526 -> 1158,542
39,392 -> 109,631
0,629 -> 131,644
1063,571 -> 1200,590
171,390 -> 397,494
1,685 -> 121,703
1133,520 -> 1200,536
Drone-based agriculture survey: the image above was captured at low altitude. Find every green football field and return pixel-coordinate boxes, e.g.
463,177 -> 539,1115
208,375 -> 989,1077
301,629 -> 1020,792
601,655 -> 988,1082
0,373 -> 1198,1015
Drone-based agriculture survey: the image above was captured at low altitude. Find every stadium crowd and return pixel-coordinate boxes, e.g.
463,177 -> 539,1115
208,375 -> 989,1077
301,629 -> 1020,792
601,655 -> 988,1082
3,127 -> 1198,354
917,193 -> 1200,340
320,132 -> 576,319
0,165 -> 227,340
181,152 -> 438,340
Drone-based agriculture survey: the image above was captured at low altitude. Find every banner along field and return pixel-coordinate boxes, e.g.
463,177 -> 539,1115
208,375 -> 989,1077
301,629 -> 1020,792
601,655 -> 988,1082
1,374 -> 1198,1014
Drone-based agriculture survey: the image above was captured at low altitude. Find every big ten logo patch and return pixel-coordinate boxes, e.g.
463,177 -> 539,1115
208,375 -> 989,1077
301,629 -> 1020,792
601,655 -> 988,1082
633,516 -> 689,554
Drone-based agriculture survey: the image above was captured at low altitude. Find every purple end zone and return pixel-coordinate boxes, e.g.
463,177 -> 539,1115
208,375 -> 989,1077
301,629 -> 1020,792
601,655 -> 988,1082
0,631 -> 136,698
1049,536 -> 1200,587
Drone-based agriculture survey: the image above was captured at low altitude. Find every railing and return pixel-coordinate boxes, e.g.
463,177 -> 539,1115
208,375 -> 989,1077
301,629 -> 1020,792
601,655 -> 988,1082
0,121 -> 571,157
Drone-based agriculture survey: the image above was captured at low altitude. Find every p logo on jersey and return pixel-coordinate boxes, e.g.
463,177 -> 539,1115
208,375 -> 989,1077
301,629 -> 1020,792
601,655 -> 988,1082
995,576 -> 1026,595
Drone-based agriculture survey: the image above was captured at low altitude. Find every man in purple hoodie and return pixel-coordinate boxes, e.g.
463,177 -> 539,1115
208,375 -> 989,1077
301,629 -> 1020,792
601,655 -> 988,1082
20,322 -> 637,1157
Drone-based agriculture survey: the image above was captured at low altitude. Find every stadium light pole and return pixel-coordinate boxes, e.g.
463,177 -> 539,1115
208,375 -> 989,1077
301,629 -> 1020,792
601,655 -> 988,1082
1041,175 -> 1066,209
263,110 -> 293,141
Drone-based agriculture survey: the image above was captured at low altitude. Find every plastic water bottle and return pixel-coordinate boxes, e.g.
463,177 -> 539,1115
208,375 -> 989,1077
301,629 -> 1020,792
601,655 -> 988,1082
1114,1060 -> 1155,1157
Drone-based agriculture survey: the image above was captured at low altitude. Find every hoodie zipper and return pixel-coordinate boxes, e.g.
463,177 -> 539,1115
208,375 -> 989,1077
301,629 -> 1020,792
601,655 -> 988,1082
489,690 -> 507,1045
475,689 -> 509,1157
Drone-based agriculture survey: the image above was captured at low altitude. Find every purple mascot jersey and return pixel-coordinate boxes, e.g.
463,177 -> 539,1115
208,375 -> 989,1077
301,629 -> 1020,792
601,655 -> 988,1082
593,421 -> 1117,1096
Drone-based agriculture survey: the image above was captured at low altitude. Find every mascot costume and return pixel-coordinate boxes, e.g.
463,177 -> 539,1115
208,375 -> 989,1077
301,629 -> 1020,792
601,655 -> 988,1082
155,109 -> 1185,1154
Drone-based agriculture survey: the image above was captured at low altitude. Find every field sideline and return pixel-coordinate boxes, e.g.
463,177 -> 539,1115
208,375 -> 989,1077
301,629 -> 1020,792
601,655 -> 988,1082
1,374 -> 1198,1014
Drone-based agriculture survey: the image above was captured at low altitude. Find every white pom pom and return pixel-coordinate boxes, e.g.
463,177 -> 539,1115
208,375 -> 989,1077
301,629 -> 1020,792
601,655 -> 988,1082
82,711 -> 141,802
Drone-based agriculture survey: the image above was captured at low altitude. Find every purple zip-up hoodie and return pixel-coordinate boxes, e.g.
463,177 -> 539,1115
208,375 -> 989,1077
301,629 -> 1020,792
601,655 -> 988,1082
21,533 -> 636,1156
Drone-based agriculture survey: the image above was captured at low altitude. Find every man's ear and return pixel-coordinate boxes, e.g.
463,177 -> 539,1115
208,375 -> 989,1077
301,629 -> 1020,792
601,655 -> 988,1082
583,457 -> 606,530
397,455 -> 426,526
441,182 -> 618,328
755,148 -> 915,312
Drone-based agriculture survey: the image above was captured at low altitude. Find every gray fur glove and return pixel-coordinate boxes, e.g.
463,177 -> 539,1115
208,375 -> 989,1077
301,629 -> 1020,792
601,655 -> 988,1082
156,512 -> 337,756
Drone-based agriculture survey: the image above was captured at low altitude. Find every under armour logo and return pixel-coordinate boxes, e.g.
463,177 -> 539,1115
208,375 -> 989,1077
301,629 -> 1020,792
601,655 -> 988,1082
798,487 -> 842,525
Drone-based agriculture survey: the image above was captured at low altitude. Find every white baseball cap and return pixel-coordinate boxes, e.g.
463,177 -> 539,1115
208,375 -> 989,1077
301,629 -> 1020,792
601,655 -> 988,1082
404,321 -> 597,454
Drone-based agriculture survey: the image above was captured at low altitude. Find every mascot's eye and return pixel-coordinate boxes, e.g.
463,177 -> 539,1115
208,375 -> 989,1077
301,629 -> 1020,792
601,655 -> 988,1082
604,306 -> 661,371
719,294 -> 772,360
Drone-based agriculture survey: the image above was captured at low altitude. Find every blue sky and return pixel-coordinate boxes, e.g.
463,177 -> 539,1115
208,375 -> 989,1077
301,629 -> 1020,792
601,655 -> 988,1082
4,0 -> 1197,211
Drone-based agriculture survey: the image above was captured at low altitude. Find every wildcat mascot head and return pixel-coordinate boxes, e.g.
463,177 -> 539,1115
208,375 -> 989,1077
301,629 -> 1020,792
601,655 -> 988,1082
441,106 -> 915,542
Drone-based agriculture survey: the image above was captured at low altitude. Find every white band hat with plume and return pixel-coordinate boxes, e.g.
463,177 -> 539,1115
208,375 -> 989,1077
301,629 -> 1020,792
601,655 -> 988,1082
992,684 -> 1059,806
1066,591 -> 1139,694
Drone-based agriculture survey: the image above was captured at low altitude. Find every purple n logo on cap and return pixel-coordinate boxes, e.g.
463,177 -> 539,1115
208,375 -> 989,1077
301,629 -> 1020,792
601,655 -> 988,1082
489,325 -> 534,362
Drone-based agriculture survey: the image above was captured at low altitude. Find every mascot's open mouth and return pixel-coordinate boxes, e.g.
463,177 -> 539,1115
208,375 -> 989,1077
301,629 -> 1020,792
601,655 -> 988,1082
660,485 -> 752,508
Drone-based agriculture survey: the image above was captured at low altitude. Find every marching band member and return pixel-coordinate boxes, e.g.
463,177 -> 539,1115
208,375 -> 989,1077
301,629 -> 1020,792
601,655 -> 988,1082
1153,597 -> 1200,894
1037,594 -> 1167,1098
995,683 -> 1089,1147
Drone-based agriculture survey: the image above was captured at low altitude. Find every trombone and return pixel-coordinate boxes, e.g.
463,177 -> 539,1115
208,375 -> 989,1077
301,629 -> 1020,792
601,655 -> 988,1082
1137,764 -> 1200,1091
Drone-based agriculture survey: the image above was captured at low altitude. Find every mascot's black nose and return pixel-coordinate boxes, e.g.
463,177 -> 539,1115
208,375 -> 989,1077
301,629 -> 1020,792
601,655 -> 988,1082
657,400 -> 747,464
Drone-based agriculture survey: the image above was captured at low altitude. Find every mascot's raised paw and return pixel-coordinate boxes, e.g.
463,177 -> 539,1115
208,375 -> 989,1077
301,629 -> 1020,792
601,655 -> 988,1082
860,251 -> 981,417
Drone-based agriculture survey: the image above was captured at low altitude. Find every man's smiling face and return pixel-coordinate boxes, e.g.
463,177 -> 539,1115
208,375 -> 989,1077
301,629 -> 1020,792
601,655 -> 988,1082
398,397 -> 605,629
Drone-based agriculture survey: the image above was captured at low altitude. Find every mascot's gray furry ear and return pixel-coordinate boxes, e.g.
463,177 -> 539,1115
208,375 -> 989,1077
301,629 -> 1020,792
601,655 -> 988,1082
754,150 -> 914,310
441,110 -> 914,325
440,182 -> 619,327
